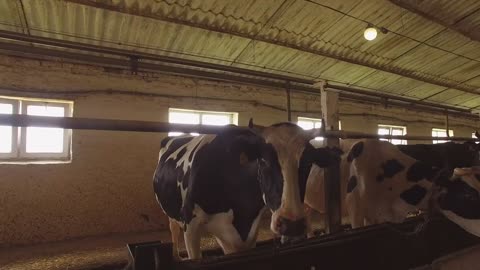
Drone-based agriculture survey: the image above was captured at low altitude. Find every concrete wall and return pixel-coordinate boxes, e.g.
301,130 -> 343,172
0,54 -> 478,246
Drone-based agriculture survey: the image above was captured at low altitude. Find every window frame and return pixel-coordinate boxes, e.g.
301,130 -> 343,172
0,98 -> 19,159
377,124 -> 407,145
0,97 -> 73,163
168,108 -> 238,136
432,128 -> 454,144
19,101 -> 72,159
297,116 -> 324,141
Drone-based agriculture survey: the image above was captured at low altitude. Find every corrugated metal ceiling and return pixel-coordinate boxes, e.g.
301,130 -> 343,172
0,0 -> 479,110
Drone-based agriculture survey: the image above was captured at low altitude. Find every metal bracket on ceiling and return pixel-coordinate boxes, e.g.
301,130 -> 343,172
130,56 -> 139,75
382,97 -> 388,109
286,81 -> 292,122
445,109 -> 450,138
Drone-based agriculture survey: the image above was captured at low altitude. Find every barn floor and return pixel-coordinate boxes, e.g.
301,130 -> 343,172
0,230 -> 276,270
1,213 -> 313,270
0,230 -> 164,270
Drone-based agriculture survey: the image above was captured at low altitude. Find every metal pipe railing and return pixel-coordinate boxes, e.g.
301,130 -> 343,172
0,114 -> 228,134
0,114 -> 478,142
317,130 -> 480,142
0,29 -> 476,118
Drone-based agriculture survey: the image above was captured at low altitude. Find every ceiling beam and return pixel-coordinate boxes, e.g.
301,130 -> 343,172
0,39 -> 476,119
389,0 -> 480,42
0,29 -> 312,85
63,0 -> 480,96
14,0 -> 30,35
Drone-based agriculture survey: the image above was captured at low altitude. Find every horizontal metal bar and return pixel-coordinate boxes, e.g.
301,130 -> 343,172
0,115 -> 478,142
327,84 -> 471,113
0,114 -> 231,134
0,30 -> 476,117
0,29 -> 312,85
319,130 -> 479,142
337,92 -> 477,120
0,41 -> 316,93
1,42 -> 477,122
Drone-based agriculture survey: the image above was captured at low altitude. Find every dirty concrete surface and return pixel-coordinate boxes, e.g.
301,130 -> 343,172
0,212 -> 326,270
0,217 -> 280,270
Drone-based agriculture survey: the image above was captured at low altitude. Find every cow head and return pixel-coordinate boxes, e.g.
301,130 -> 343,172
436,166 -> 480,237
464,139 -> 480,167
249,119 -> 340,242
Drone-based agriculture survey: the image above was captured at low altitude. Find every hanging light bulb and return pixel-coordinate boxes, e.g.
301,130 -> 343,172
364,26 -> 377,41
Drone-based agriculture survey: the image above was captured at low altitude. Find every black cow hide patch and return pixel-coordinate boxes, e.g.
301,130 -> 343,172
298,144 -> 314,202
160,136 -> 172,148
189,143 -> 200,162
347,142 -> 364,162
382,159 -> 405,177
438,179 -> 480,219
376,159 -> 405,182
400,184 -> 427,206
406,162 -> 436,182
347,175 -> 357,193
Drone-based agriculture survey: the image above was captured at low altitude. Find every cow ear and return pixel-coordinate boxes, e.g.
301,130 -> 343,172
465,140 -> 479,152
239,151 -> 249,165
248,118 -> 254,129
248,118 -> 266,134
454,167 -> 474,176
455,168 -> 468,175
432,167 -> 452,188
307,146 -> 342,168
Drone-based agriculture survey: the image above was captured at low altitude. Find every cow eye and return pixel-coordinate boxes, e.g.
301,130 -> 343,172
257,158 -> 267,167
261,158 -> 270,167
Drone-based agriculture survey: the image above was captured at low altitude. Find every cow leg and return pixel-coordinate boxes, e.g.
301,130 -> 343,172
213,226 -> 248,254
169,218 -> 182,260
346,192 -> 365,229
184,218 -> 203,259
304,204 -> 315,238
206,210 -> 251,255
363,217 -> 373,226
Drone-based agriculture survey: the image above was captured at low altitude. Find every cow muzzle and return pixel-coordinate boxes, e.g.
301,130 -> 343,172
275,216 -> 306,239
280,234 -> 306,244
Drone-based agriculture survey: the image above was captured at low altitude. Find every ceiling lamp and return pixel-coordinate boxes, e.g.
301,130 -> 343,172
364,26 -> 378,41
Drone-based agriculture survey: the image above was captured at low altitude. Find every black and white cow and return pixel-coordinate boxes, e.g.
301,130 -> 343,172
397,141 -> 480,174
437,166 -> 480,237
153,124 -> 338,259
345,139 -> 480,237
304,139 -> 480,236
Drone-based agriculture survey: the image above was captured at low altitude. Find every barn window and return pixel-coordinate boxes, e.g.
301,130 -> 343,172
168,108 -> 238,136
297,117 -> 342,141
297,117 -> 323,141
0,97 -> 73,163
432,128 -> 453,144
378,125 -> 407,145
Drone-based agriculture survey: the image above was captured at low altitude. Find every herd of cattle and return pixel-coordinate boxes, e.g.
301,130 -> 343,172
152,120 -> 480,260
